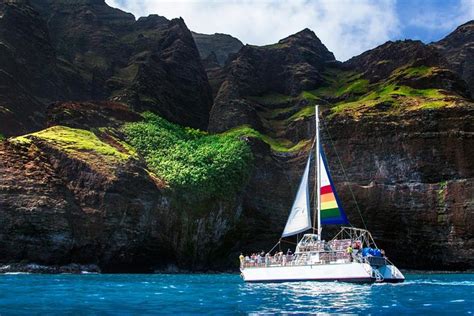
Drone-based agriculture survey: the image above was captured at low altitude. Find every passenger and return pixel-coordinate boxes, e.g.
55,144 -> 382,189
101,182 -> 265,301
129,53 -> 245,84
287,248 -> 292,256
287,253 -> 293,265
346,246 -> 353,262
324,242 -> 331,251
354,240 -> 362,250
265,253 -> 270,266
282,254 -> 287,266
239,253 -> 245,268
256,253 -> 262,266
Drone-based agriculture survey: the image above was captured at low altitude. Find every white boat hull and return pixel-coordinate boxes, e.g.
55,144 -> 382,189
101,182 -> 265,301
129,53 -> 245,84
241,262 -> 375,283
376,264 -> 405,283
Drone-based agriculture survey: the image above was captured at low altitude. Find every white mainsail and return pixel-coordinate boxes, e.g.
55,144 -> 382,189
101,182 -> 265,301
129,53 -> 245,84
281,153 -> 312,237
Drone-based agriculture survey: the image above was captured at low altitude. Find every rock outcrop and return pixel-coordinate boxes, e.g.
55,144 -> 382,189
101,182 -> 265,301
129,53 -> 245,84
433,20 -> 474,98
345,40 -> 469,96
323,107 -> 474,270
209,28 -> 335,133
31,0 -> 213,129
0,101 -> 243,272
192,32 -> 243,65
0,0 -> 212,136
0,1 -> 87,135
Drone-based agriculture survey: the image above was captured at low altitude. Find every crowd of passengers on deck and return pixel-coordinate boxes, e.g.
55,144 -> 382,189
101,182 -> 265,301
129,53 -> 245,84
239,250 -> 295,268
239,239 -> 386,268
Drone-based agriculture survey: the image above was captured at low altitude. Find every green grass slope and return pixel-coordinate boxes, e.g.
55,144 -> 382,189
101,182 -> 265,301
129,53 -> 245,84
123,112 -> 253,198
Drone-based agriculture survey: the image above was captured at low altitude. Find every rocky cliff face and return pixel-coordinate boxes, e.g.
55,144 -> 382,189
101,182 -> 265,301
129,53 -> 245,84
207,26 -> 474,270
31,0 -> 213,129
0,1 -> 472,272
345,40 -> 469,97
0,0 -> 212,136
192,32 -> 243,65
0,101 -> 245,272
209,28 -> 335,133
433,21 -> 474,98
0,1 -> 88,135
324,108 -> 474,269
191,32 -> 244,99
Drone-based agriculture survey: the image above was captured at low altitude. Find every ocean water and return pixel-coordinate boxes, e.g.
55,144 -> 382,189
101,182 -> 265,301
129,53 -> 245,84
0,273 -> 472,315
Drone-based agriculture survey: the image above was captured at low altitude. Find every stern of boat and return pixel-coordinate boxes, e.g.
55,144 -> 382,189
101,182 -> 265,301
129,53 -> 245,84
376,264 -> 405,283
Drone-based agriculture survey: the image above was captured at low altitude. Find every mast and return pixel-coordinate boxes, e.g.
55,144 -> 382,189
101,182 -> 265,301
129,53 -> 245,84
315,105 -> 321,240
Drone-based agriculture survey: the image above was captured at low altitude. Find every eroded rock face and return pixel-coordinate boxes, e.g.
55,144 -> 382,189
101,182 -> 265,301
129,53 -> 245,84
209,28 -> 335,133
192,32 -> 243,65
214,106 -> 474,271
0,1 -> 88,136
109,17 -> 213,129
206,29 -> 474,271
201,52 -> 228,98
46,101 -> 142,129
0,0 -> 212,136
31,0 -> 213,129
346,40 -> 442,81
0,103 -> 243,272
322,108 -> 474,270
345,40 -> 470,97
433,21 -> 474,98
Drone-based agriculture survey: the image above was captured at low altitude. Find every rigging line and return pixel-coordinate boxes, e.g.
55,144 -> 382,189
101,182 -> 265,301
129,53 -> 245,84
320,117 -> 368,230
280,239 -> 297,245
304,138 -> 318,232
268,240 -> 281,254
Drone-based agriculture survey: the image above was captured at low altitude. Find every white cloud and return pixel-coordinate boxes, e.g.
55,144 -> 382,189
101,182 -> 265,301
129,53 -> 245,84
105,0 -> 401,61
407,0 -> 474,33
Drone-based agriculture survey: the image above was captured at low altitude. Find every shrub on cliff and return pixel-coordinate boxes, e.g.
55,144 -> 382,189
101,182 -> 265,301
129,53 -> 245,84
123,112 -> 253,199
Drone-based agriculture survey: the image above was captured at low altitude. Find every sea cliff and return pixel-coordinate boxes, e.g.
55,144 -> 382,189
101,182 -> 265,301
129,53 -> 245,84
0,1 -> 472,272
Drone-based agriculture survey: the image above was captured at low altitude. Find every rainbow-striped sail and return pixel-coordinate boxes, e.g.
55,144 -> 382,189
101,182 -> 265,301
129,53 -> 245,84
319,147 -> 349,225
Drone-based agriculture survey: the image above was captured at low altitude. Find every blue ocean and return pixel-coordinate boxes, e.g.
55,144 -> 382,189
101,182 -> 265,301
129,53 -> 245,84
0,273 -> 472,315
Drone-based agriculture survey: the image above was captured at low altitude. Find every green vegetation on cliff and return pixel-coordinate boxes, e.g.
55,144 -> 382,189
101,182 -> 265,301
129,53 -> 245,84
243,64 -> 464,145
12,126 -> 132,162
392,65 -> 435,79
0,133 -> 4,141
248,93 -> 295,105
318,65 -> 461,116
312,68 -> 369,98
330,83 -> 453,116
123,112 -> 253,198
224,125 -> 309,152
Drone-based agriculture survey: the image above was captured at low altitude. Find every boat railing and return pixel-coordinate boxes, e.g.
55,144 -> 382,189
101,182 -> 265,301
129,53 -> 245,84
241,250 -> 352,269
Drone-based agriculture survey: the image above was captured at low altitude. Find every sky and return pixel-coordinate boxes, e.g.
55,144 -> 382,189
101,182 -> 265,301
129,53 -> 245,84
105,0 -> 474,61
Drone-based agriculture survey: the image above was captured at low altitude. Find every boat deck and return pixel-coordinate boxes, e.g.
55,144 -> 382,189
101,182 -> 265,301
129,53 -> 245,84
242,250 -> 353,269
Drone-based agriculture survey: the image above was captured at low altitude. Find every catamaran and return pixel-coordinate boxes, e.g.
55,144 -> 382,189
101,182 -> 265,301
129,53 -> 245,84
240,105 -> 405,283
